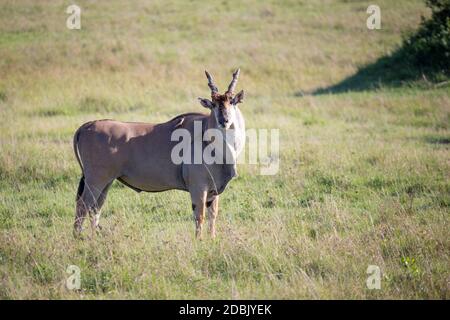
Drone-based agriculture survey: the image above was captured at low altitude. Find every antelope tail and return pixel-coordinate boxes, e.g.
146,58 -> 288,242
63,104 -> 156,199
73,121 -> 94,174
73,127 -> 84,174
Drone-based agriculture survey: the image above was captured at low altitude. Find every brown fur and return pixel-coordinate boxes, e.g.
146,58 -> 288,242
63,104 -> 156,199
73,71 -> 243,239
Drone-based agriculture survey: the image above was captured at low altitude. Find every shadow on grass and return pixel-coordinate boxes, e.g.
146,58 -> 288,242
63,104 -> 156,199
424,135 -> 450,145
309,2 -> 450,96
308,46 -> 448,96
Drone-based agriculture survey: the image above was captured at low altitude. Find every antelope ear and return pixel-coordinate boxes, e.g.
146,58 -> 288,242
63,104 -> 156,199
198,98 -> 214,109
231,90 -> 244,105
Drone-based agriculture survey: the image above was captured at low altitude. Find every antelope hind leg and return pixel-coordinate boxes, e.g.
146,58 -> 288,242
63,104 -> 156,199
91,181 -> 113,233
74,178 -> 108,238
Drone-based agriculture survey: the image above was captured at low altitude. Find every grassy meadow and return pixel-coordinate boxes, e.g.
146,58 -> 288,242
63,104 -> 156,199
0,0 -> 449,299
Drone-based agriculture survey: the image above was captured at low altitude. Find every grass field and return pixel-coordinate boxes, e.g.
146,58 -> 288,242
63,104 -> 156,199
0,0 -> 449,299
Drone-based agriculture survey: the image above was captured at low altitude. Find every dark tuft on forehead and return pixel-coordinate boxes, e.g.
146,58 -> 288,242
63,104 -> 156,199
212,93 -> 232,103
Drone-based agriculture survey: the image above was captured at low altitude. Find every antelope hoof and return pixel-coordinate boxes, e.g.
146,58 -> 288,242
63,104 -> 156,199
95,225 -> 104,236
73,229 -> 85,240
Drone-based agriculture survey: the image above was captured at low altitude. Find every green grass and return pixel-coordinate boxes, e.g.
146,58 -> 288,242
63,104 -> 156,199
0,0 -> 449,299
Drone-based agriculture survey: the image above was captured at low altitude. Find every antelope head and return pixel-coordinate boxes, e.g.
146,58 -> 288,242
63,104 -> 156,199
198,69 -> 244,130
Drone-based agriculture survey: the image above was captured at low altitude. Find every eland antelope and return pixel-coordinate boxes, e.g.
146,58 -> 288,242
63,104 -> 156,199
73,69 -> 245,239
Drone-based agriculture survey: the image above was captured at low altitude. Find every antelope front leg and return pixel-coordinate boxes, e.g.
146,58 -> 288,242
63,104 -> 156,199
191,191 -> 207,239
207,196 -> 219,238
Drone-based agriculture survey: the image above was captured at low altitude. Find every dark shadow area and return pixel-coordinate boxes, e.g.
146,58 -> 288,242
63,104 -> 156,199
309,48 -> 444,95
424,136 -> 450,145
308,0 -> 449,95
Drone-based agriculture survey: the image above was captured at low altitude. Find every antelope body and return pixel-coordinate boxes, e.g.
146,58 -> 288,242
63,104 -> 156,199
73,69 -> 245,239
